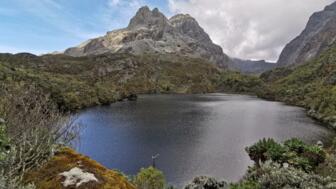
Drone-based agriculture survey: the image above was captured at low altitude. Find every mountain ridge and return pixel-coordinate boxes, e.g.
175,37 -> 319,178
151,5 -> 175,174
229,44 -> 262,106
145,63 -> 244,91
65,6 -> 230,67
277,1 -> 336,67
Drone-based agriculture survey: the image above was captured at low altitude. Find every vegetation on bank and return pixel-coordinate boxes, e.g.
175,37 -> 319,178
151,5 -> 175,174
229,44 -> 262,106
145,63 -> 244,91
216,71 -> 265,94
229,138 -> 336,189
258,44 -> 336,129
0,53 -> 220,111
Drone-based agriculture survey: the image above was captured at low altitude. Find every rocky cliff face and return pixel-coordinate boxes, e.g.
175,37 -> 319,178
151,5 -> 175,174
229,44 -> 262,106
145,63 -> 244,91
65,6 -> 230,67
277,1 -> 336,67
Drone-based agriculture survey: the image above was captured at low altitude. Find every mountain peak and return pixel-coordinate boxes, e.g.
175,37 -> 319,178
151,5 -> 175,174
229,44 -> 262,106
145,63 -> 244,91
65,6 -> 230,67
127,6 -> 168,29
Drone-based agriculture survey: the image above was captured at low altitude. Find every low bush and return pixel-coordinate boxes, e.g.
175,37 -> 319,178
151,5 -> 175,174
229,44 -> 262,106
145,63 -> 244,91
246,138 -> 326,172
0,84 -> 77,186
244,161 -> 336,189
245,138 -> 286,167
133,167 -> 166,189
230,180 -> 261,189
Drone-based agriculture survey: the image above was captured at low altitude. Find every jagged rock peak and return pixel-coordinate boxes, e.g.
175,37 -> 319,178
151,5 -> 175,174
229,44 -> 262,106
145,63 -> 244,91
127,6 -> 168,29
64,6 -> 231,67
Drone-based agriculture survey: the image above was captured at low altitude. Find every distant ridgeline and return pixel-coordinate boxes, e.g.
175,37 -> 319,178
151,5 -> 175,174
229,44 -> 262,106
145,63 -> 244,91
0,53 -> 221,110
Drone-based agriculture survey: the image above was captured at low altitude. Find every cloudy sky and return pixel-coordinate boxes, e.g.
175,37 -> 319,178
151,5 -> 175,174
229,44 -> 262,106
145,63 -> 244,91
0,0 -> 334,61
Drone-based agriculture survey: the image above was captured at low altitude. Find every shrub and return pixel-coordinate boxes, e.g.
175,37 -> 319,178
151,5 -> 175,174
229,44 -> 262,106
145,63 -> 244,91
246,138 -> 327,172
303,145 -> 326,168
245,138 -> 286,166
229,180 -> 261,189
0,177 -> 36,189
244,161 -> 336,189
133,167 -> 166,189
284,138 -> 306,154
0,84 -> 77,184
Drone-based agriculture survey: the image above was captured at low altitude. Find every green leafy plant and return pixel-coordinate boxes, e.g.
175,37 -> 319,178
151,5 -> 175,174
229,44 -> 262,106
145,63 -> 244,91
284,138 -> 306,154
245,138 -> 286,166
133,167 -> 166,189
246,138 -> 327,172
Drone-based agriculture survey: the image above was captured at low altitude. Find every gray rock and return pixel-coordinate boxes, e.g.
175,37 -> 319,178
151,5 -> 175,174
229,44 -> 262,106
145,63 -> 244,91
277,1 -> 336,67
0,118 -> 5,124
316,141 -> 324,148
64,7 -> 230,67
184,176 -> 228,189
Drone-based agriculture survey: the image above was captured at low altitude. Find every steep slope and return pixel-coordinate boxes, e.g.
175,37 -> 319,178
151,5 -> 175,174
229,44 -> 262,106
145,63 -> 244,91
260,43 -> 336,128
277,1 -> 336,67
65,6 -> 230,67
228,58 -> 276,74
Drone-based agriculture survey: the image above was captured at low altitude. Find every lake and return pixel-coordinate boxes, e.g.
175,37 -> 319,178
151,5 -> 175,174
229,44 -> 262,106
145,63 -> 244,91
74,94 -> 334,187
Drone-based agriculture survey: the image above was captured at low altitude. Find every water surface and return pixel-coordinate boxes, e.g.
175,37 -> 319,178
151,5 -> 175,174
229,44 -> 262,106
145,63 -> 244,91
75,94 -> 333,187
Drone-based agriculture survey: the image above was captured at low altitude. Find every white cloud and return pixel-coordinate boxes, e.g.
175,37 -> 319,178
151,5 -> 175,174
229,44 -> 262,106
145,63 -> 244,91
169,0 -> 335,61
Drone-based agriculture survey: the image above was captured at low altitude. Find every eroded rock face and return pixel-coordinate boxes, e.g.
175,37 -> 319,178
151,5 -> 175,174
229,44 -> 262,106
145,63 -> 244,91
184,176 -> 228,189
277,2 -> 336,67
65,6 -> 230,67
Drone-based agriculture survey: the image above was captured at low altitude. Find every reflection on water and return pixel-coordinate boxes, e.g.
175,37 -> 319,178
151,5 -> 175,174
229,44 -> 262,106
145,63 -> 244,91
74,94 -> 334,187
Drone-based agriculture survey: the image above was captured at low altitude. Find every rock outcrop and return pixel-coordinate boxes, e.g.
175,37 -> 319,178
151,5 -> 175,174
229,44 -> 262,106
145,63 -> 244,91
277,1 -> 336,67
65,6 -> 230,67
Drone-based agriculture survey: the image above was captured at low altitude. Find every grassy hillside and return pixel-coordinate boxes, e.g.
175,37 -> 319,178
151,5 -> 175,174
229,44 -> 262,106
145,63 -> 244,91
258,45 -> 336,129
0,53 -> 220,110
24,148 -> 136,189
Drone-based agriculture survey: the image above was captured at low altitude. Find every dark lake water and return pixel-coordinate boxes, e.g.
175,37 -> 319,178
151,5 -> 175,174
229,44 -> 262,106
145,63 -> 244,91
74,94 -> 334,187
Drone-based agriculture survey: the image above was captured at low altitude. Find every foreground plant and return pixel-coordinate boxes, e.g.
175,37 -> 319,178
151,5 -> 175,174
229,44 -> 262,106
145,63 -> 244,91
133,166 -> 166,189
245,138 -> 326,172
243,161 -> 336,189
0,84 -> 77,187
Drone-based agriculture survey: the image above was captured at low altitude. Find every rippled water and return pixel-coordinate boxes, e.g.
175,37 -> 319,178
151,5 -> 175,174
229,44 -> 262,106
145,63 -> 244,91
74,94 -> 334,187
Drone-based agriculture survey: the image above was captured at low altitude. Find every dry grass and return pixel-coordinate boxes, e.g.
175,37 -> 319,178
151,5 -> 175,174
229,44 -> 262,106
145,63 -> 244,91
24,148 -> 136,189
